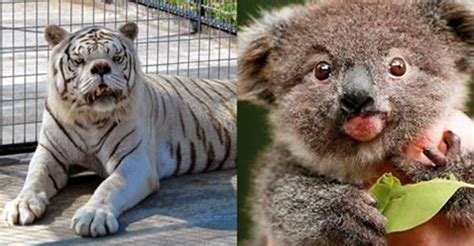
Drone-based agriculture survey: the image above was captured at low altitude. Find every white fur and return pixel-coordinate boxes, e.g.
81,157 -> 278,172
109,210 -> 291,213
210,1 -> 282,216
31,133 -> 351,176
3,26 -> 236,237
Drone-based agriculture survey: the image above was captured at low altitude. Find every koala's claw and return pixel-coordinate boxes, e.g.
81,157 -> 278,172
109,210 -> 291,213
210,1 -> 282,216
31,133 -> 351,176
423,147 -> 447,167
443,130 -> 461,158
419,131 -> 462,167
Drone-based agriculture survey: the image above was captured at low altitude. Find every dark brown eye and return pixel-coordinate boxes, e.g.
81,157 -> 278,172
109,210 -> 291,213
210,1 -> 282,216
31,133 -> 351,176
113,56 -> 124,64
389,58 -> 406,77
315,62 -> 331,81
72,58 -> 84,66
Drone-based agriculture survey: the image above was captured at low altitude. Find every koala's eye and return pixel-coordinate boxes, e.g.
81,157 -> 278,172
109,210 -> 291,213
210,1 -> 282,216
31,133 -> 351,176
315,62 -> 331,81
113,56 -> 124,64
389,58 -> 406,77
71,58 -> 85,66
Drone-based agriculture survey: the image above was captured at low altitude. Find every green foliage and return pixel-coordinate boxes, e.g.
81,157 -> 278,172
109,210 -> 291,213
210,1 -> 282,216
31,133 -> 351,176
238,0 -> 304,26
369,173 -> 474,233
237,101 -> 271,243
159,0 -> 237,26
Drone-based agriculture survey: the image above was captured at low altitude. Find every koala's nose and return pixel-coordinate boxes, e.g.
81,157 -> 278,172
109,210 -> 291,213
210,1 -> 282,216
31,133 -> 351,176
340,65 -> 375,114
340,92 -> 374,114
90,62 -> 111,76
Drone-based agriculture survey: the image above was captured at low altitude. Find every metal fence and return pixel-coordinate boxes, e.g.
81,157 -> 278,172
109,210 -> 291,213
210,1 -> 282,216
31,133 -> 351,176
0,0 -> 237,154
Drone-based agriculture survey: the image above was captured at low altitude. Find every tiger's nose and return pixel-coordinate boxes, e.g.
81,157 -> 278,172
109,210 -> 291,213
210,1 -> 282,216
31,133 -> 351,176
90,62 -> 111,76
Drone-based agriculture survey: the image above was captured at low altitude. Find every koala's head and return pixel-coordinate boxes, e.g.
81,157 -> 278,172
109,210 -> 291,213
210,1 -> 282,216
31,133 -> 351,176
239,0 -> 474,163
45,22 -> 140,115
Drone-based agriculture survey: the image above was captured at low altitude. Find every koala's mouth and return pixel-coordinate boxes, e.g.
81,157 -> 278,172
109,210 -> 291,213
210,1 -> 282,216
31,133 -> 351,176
342,112 -> 388,142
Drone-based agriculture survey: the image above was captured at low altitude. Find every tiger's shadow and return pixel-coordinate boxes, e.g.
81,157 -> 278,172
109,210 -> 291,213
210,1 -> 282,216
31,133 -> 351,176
120,169 -> 237,231
36,168 -> 237,234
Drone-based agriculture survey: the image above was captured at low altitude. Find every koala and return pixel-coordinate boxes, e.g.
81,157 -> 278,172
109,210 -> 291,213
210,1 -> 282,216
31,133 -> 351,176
238,0 -> 474,245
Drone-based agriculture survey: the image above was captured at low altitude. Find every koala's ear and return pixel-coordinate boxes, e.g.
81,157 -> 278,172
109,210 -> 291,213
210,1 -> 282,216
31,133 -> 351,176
44,25 -> 69,47
419,0 -> 474,72
238,7 -> 298,105
119,22 -> 139,41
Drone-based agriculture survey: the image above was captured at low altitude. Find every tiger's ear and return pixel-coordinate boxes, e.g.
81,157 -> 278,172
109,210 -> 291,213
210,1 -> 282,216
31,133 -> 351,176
119,22 -> 139,41
419,0 -> 474,72
44,25 -> 68,47
238,7 -> 299,106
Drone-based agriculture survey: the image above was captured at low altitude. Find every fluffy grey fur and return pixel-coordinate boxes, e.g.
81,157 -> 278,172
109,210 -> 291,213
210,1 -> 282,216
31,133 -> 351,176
239,0 -> 474,245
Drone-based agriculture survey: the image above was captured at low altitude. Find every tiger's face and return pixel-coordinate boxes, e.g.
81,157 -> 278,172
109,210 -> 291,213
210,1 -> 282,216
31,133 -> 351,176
45,23 -> 139,113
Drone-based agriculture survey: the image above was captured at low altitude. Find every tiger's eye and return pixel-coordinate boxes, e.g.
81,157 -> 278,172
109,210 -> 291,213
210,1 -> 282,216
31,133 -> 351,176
389,58 -> 406,77
72,58 -> 85,66
113,56 -> 123,63
315,62 -> 331,81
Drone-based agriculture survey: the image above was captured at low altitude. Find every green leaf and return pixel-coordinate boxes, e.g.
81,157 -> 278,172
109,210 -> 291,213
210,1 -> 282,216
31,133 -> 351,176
369,173 -> 474,233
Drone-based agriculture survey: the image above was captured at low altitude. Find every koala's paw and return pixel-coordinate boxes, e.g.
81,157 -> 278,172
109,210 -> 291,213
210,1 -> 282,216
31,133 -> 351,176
325,191 -> 387,246
391,131 -> 474,226
71,204 -> 119,237
444,188 -> 474,227
3,191 -> 49,226
391,131 -> 470,182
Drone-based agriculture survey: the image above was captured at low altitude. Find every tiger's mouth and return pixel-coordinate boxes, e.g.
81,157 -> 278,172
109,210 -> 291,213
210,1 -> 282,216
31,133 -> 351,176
85,86 -> 120,104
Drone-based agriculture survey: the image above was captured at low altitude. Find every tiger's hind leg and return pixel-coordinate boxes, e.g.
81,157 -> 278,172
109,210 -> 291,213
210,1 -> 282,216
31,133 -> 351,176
3,144 -> 69,225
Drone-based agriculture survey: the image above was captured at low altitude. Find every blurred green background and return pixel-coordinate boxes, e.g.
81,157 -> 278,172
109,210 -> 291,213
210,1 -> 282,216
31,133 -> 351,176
237,1 -> 304,243
237,0 -> 474,244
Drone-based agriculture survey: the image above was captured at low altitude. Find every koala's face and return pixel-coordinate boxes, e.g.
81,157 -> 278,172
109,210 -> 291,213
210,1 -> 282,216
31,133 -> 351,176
239,0 -> 474,159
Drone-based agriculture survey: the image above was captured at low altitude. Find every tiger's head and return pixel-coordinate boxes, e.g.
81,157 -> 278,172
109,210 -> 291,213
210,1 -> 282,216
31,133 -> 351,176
44,23 -> 141,122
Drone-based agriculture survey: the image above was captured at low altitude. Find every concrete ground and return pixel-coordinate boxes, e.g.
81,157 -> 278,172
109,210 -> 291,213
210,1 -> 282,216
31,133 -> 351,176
0,153 -> 237,245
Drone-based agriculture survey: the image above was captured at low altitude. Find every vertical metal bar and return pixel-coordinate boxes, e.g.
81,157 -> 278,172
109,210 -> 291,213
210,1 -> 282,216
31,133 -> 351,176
12,1 -> 15,143
176,0 -> 181,76
93,0 -> 96,25
166,7 -> 170,74
59,0 -> 62,26
23,0 -> 27,142
193,0 -> 202,33
145,0 -> 150,73
70,0 -> 73,32
114,0 -> 118,29
227,0 -> 233,79
207,0 -> 212,79
187,0 -> 192,77
35,0 -> 39,140
217,0 -> 222,79
0,0 -> 3,144
156,0 -> 161,73
135,0 -> 139,51
81,0 -> 84,28
104,0 -> 107,26
47,0 -> 50,63
197,0 -> 202,78
125,0 -> 129,22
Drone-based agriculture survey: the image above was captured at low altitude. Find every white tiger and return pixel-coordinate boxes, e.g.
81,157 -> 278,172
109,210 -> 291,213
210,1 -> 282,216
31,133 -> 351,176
2,22 -> 236,237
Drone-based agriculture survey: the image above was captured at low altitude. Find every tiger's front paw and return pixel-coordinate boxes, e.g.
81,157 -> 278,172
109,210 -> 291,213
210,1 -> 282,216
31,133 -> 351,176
3,191 -> 49,225
71,204 -> 119,237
